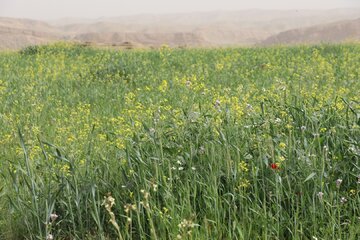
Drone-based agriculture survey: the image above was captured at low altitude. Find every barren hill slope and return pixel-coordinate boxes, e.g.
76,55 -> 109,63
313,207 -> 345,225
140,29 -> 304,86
56,9 -> 360,46
262,18 -> 360,45
1,9 -> 360,49
0,17 -> 62,50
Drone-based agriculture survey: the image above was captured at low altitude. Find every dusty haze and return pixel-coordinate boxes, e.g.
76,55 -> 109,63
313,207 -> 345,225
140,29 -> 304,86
0,1 -> 360,49
1,0 -> 360,20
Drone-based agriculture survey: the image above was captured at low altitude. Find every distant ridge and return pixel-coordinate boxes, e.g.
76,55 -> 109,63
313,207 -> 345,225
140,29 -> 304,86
0,17 -> 62,49
1,9 -> 360,49
262,18 -> 360,45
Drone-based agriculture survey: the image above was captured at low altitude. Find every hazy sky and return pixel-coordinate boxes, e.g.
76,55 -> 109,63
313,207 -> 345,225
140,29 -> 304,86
1,0 -> 360,20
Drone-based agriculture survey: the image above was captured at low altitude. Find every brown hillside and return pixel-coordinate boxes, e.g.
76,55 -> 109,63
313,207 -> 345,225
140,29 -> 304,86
1,9 -> 360,49
0,17 -> 62,50
262,18 -> 360,45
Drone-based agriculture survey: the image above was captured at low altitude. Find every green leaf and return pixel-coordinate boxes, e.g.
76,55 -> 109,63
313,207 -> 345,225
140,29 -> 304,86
304,172 -> 317,183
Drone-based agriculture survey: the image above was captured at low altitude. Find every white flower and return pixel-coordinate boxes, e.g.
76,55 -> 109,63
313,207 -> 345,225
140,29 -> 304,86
336,179 -> 343,188
46,234 -> 54,240
198,146 -> 205,155
317,192 -> 324,200
214,99 -> 221,109
149,128 -> 155,135
50,213 -> 58,222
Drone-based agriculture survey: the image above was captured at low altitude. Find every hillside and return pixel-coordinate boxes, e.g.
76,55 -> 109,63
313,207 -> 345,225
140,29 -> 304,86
262,18 -> 360,45
1,9 -> 360,49
0,17 -> 61,50
56,9 -> 360,47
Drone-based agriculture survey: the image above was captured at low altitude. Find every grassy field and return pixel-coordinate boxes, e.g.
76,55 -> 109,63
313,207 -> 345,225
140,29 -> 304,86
0,43 -> 359,239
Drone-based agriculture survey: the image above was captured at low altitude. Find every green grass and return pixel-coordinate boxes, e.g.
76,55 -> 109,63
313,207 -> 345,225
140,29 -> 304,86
0,43 -> 359,239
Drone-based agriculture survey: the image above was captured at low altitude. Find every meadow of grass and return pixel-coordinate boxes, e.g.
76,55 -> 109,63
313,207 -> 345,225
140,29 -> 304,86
0,43 -> 359,239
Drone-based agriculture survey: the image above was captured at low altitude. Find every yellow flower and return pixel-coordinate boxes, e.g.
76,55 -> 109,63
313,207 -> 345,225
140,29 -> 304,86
238,161 -> 249,172
158,80 -> 168,92
60,164 -> 71,175
279,142 -> 286,149
320,128 -> 327,133
238,179 -> 250,189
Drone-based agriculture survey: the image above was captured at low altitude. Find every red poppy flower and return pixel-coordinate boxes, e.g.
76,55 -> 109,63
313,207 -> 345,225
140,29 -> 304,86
270,163 -> 279,170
